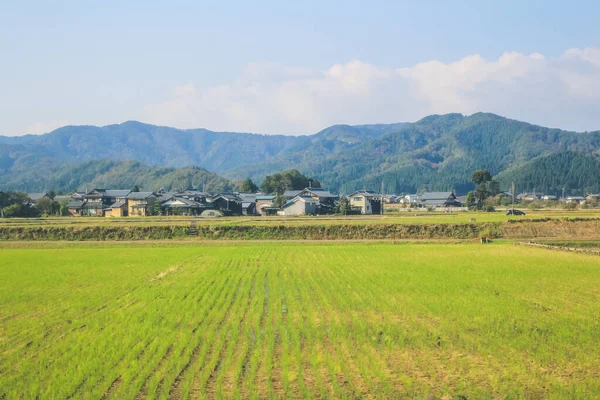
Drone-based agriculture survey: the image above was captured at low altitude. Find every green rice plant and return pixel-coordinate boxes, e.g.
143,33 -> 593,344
1,242 -> 600,398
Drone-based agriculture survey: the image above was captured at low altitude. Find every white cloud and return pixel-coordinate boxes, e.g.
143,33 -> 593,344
143,47 -> 600,134
22,120 -> 69,135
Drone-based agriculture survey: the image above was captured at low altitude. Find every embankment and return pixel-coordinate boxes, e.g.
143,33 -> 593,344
1,218 -> 599,241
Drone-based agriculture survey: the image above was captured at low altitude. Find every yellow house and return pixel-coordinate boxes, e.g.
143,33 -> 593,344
104,201 -> 128,217
126,192 -> 157,216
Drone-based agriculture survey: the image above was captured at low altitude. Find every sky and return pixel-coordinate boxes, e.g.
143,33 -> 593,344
1,0 -> 600,136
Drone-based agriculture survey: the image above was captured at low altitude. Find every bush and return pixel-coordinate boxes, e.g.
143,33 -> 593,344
485,205 -> 495,212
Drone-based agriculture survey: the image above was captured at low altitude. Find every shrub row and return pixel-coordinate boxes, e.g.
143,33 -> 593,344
0,223 -> 497,241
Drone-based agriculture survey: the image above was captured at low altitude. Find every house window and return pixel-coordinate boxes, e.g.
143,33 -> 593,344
354,197 -> 362,201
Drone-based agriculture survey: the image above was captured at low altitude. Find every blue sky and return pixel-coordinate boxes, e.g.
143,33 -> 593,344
1,0 -> 600,135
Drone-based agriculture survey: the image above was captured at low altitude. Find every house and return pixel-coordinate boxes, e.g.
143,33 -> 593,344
400,194 -> 419,205
296,188 -> 338,206
238,193 -> 260,216
104,201 -> 128,217
126,192 -> 157,216
517,192 -> 543,202
255,195 -> 278,216
348,190 -> 382,214
175,189 -> 209,203
82,189 -> 106,216
419,192 -> 462,207
542,195 -> 558,201
66,200 -> 85,216
382,195 -> 398,204
586,194 -> 600,202
162,197 -> 207,215
209,193 -> 243,216
566,196 -> 586,204
280,195 -> 319,216
104,190 -> 131,205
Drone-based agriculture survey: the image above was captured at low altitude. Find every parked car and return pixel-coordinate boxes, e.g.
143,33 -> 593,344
506,209 -> 526,215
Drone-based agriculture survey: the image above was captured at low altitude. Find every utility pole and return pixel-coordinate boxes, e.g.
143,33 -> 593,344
562,187 -> 565,202
512,182 -> 515,214
381,180 -> 385,215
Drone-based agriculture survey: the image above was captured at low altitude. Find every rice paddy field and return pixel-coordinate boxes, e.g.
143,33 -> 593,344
2,209 -> 600,229
1,241 -> 599,399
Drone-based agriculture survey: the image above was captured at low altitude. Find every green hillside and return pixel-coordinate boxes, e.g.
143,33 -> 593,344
2,113 -> 600,194
495,151 -> 600,196
0,158 -> 233,193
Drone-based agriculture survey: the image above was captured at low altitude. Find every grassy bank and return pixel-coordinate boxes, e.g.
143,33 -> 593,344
1,217 -> 600,241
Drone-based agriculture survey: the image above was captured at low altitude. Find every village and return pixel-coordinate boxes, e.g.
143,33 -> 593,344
21,187 -> 600,218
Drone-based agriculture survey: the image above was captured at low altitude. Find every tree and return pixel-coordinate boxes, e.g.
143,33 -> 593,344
241,178 -> 259,193
471,170 -> 493,210
273,194 -> 286,208
260,170 -> 320,195
37,197 -> 60,216
488,180 -> 500,196
336,197 -> 352,214
151,200 -> 162,216
0,191 -> 40,218
472,170 -> 492,185
465,191 -> 476,209
47,190 -> 56,200
60,200 -> 70,216
132,185 -> 140,192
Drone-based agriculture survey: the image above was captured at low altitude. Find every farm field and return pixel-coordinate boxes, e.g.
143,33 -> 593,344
1,209 -> 600,229
1,242 -> 600,399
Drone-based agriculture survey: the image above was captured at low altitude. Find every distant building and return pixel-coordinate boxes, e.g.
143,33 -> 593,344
280,196 -> 319,216
566,196 -> 585,204
161,197 -> 207,215
210,193 -> 243,216
82,189 -> 106,216
517,192 -> 543,202
348,190 -> 382,214
400,194 -> 419,205
419,192 -> 462,207
126,192 -> 157,216
255,195 -> 278,216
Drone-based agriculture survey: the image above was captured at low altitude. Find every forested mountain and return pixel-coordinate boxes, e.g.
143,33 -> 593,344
495,152 -> 600,196
0,121 -> 400,172
2,113 -> 600,194
229,113 -> 600,194
0,158 -> 233,193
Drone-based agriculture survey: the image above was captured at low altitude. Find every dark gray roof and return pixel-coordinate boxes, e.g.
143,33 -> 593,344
211,193 -> 242,202
127,192 -> 155,200
67,200 -> 85,208
105,190 -> 131,197
256,195 -> 276,200
110,201 -> 127,208
301,188 -> 337,198
420,192 -> 454,201
238,193 -> 258,202
163,198 -> 204,208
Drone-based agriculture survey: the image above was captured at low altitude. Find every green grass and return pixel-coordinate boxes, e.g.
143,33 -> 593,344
1,242 -> 599,398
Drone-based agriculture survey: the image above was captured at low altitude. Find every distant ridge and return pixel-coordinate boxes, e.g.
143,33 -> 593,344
2,113 -> 600,194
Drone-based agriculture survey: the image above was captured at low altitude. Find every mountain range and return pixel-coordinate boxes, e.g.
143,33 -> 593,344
2,113 -> 600,195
